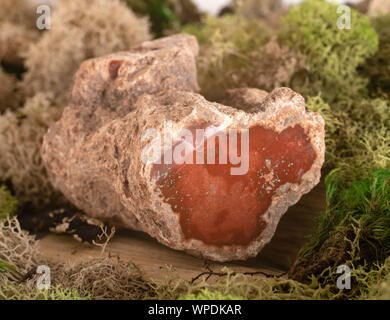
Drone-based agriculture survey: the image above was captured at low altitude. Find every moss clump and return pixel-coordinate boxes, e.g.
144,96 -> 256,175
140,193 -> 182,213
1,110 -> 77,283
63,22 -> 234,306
290,169 -> 390,284
0,69 -> 19,113
20,0 -> 151,101
0,92 -> 65,208
0,21 -> 39,68
0,217 -> 152,300
0,281 -> 89,300
51,257 -> 152,300
0,186 -> 17,220
306,96 -> 390,183
0,1 -> 40,68
0,216 -> 39,284
0,0 -> 37,29
180,288 -> 243,300
126,0 -> 178,37
367,263 -> 390,299
0,261 -> 14,275
150,267 -> 328,300
306,96 -> 344,166
183,14 -> 272,101
364,14 -> 390,98
152,264 -> 384,300
279,0 -> 379,102
126,0 -> 201,37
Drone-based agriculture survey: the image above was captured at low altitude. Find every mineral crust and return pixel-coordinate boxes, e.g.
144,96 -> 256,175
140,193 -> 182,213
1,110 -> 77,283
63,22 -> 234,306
42,34 -> 325,261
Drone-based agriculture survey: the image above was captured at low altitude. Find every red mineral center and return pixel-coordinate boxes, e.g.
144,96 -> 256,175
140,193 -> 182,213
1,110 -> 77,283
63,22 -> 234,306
153,124 -> 316,246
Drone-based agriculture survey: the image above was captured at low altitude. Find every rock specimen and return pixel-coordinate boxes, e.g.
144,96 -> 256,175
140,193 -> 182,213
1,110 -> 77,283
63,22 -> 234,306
42,34 -> 325,261
221,88 -> 269,112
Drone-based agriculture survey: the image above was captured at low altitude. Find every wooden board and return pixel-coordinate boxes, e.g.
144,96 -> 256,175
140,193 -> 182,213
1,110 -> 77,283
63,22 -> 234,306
38,173 -> 327,281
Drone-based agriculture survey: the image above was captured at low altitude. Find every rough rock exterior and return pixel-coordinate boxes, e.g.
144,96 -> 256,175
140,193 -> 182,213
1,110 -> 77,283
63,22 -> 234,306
222,88 -> 269,113
42,34 -> 325,261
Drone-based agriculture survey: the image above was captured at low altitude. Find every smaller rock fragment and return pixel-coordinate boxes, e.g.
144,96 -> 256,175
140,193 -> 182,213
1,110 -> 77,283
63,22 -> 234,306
222,88 -> 269,112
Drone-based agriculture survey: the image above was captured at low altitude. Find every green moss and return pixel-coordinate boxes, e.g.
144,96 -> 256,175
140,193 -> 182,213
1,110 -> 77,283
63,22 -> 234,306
318,169 -> 389,259
126,0 -> 201,37
306,96 -> 390,183
126,0 -> 179,37
364,14 -> 390,98
366,261 -> 390,299
338,97 -> 389,183
0,185 -> 17,220
306,95 -> 345,166
183,14 -> 272,101
150,267 -> 332,300
0,261 -> 15,274
152,263 -> 390,300
280,0 -> 379,102
180,288 -> 243,300
290,169 -> 390,285
185,14 -> 270,51
0,280 -> 90,300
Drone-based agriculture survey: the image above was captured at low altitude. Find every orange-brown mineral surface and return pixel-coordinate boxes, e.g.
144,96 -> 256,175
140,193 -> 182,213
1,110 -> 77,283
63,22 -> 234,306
154,124 -> 316,246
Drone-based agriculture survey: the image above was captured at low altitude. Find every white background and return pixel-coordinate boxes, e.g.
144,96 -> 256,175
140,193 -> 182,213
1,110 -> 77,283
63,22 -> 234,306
193,0 -> 363,15
32,0 -> 364,15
